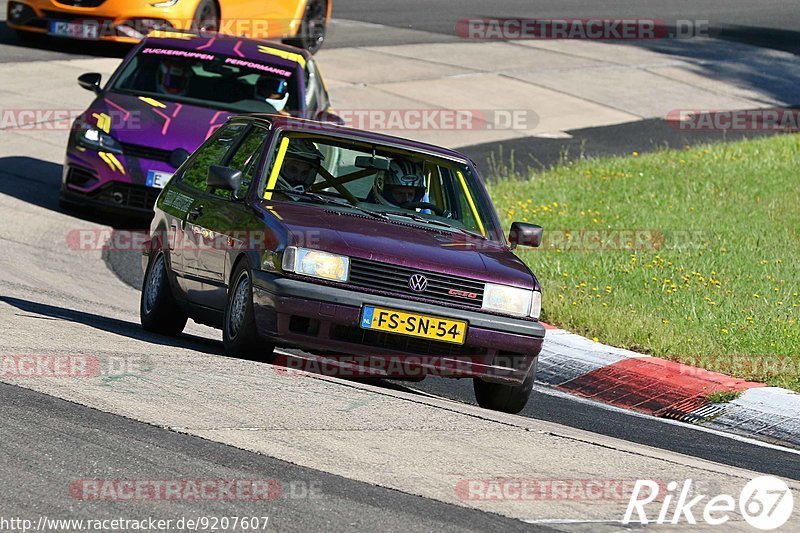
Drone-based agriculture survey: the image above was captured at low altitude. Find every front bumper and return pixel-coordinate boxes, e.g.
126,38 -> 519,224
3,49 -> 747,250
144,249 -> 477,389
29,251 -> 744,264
6,1 -> 199,43
252,272 -> 545,385
61,141 -> 173,216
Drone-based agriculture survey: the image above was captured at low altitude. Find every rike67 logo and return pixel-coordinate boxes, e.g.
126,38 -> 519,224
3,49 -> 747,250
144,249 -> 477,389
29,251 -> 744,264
624,476 -> 794,529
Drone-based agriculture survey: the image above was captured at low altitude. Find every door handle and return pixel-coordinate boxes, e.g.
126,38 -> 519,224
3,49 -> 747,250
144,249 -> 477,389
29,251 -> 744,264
188,205 -> 203,221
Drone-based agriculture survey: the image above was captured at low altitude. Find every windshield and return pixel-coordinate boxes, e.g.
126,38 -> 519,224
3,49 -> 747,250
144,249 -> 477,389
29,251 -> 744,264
261,133 -> 500,240
110,47 -> 299,114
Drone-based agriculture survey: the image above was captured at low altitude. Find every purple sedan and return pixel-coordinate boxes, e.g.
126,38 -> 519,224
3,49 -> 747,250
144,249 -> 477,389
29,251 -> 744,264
60,31 -> 336,218
140,114 -> 545,413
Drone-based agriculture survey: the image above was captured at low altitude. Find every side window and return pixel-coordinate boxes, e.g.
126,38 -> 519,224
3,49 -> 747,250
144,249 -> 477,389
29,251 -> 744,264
178,123 -> 247,192
213,126 -> 270,199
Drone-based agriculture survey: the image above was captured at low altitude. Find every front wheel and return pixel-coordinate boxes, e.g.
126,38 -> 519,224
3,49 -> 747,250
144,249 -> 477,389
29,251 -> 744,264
473,359 -> 537,414
140,251 -> 188,336
283,0 -> 327,53
223,260 -> 275,360
193,0 -> 219,35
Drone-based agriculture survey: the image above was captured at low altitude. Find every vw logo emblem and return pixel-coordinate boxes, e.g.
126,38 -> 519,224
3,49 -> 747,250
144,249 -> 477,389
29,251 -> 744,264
408,274 -> 428,293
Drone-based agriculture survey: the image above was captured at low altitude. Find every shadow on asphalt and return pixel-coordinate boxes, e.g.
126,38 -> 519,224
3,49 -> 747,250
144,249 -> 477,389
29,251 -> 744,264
0,21 -> 132,58
0,295 -> 424,397
462,117 -> 797,179
0,156 -> 150,229
0,295 -> 224,356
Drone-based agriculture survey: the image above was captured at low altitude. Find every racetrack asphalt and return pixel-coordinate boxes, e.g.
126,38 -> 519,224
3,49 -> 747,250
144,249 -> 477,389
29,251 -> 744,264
0,381 -> 545,532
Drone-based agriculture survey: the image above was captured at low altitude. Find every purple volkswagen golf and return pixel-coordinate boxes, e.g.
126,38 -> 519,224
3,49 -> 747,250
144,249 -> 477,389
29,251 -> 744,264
60,31 -> 335,218
140,114 -> 545,413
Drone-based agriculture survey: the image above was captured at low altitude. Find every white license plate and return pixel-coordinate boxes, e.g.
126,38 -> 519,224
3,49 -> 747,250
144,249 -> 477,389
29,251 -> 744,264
49,20 -> 99,40
146,170 -> 173,189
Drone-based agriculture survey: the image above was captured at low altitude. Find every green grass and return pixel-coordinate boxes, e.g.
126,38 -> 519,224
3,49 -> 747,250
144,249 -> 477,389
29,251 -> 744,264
487,135 -> 800,390
706,390 -> 743,404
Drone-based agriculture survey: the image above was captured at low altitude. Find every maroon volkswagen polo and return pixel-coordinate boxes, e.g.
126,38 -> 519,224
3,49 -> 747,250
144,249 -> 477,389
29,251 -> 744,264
140,114 -> 545,413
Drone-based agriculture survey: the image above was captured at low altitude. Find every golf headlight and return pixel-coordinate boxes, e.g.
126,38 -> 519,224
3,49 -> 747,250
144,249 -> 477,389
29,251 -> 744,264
482,283 -> 541,319
282,246 -> 349,283
76,125 -> 122,154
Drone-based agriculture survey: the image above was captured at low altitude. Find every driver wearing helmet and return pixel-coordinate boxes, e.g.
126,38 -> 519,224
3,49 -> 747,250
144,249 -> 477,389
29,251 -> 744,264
278,139 -> 325,193
256,75 -> 291,116
156,60 -> 191,96
373,159 -> 426,207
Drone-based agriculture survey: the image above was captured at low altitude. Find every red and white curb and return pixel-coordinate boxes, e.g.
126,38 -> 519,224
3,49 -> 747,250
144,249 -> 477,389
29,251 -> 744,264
538,324 -> 800,449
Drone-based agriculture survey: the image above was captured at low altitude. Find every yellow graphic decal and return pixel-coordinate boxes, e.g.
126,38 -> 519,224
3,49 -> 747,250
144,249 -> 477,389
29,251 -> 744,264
148,30 -> 193,40
138,97 -> 167,109
263,137 -> 290,200
92,112 -> 112,133
98,152 -> 126,175
257,45 -> 306,68
265,206 -> 283,220
456,170 -> 486,237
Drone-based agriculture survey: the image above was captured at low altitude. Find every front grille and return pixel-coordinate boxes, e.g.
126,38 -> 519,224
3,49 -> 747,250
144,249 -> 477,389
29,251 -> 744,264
93,182 -> 160,210
120,142 -> 174,164
42,10 -> 110,22
52,0 -> 106,8
331,325 -> 487,357
348,258 -> 485,308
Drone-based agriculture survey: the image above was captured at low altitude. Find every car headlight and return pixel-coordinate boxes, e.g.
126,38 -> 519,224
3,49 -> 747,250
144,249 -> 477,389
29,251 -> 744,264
482,283 -> 541,319
282,246 -> 350,283
150,0 -> 180,7
75,125 -> 122,154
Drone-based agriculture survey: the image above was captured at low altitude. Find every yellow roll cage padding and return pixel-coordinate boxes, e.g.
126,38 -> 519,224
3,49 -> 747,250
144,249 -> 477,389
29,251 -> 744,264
263,137 -> 290,200
456,170 -> 486,237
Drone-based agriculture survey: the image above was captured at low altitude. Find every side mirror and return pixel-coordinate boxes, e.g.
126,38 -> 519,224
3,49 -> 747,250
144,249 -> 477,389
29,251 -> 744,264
207,165 -> 243,197
354,155 -> 391,171
78,73 -> 102,94
509,222 -> 543,249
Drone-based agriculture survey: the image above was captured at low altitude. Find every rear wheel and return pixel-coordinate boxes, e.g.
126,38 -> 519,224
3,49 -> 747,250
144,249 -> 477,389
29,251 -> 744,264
473,359 -> 537,414
283,0 -> 327,53
223,260 -> 275,360
140,251 -> 188,336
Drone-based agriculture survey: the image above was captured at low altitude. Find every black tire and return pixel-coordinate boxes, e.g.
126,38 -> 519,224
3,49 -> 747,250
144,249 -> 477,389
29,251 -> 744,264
283,0 -> 327,53
223,260 -> 275,360
193,0 -> 220,35
473,358 -> 537,414
140,251 -> 188,336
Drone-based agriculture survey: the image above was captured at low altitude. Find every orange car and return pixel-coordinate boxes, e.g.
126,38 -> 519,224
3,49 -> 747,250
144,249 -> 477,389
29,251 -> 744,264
7,0 -> 331,52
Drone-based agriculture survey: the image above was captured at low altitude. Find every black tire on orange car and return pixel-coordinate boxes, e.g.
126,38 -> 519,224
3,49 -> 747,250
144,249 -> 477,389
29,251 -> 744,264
473,359 -> 537,414
140,251 -> 189,336
193,0 -> 220,34
283,0 -> 327,54
223,259 -> 276,360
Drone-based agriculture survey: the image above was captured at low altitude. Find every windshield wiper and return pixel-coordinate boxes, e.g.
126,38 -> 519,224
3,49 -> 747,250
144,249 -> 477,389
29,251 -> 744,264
263,189 -> 389,220
383,211 -> 486,239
